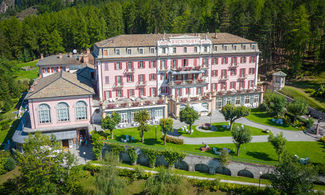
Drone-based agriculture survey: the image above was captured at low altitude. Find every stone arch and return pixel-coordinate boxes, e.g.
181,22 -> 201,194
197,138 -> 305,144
156,155 -> 168,168
175,160 -> 189,171
215,166 -> 231,176
195,164 -> 209,173
137,152 -> 149,167
260,173 -> 272,180
237,169 -> 254,178
119,151 -> 131,163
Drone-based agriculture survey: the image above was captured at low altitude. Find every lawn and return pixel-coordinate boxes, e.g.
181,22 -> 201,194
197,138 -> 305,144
13,60 -> 39,80
280,86 -> 325,112
246,108 -> 299,131
110,127 -> 325,165
179,122 -> 270,137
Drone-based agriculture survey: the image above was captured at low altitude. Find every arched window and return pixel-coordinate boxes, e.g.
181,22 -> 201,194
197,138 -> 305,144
57,102 -> 69,122
76,101 -> 87,120
38,104 -> 51,123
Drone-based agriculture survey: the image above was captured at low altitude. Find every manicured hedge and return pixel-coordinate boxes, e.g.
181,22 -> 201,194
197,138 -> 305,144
165,136 -> 184,144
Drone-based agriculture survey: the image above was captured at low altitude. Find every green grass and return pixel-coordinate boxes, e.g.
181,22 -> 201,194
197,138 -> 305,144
13,60 -> 39,80
246,108 -> 299,131
280,86 -> 325,112
180,122 -> 270,137
111,127 -> 325,165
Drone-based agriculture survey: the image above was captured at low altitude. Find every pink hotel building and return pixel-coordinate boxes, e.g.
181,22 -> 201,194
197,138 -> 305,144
93,33 -> 263,123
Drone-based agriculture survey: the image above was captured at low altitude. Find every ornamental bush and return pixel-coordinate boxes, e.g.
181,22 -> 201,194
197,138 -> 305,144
161,150 -> 186,168
141,148 -> 161,168
127,147 -> 137,164
163,136 -> 184,144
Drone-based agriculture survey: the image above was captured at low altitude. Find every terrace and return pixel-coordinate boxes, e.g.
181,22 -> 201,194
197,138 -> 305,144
104,96 -> 167,110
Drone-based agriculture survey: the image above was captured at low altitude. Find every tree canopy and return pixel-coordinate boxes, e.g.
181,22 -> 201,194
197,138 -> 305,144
221,104 -> 250,131
286,97 -> 309,121
159,118 -> 173,145
231,125 -> 252,156
101,111 -> 121,139
179,105 -> 199,134
134,109 -> 150,144
268,133 -> 287,161
263,92 -> 287,117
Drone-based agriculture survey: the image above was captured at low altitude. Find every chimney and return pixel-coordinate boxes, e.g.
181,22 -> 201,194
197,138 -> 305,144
59,53 -> 62,59
87,48 -> 90,54
40,53 -> 44,59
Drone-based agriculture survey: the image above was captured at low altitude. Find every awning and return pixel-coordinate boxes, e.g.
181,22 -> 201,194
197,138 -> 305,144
44,130 -> 77,141
191,103 -> 208,113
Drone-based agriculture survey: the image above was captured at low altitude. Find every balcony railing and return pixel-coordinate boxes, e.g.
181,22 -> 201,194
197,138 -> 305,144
124,69 -> 134,74
238,74 -> 247,79
229,63 -> 238,68
137,80 -> 147,86
219,76 -> 228,81
169,78 -> 207,87
113,82 -> 123,88
159,67 -> 169,72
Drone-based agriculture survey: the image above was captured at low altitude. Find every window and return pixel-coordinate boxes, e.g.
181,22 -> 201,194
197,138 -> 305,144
249,80 -> 254,88
162,47 -> 167,54
139,61 -> 144,68
127,48 -> 132,55
204,46 -> 208,52
233,45 -> 237,50
221,69 -> 227,78
150,73 -> 156,80
173,60 -> 176,69
150,48 -> 155,54
214,45 -> 218,51
254,95 -> 259,103
245,96 -> 250,104
75,101 -> 87,120
202,103 -> 208,110
223,57 -> 227,64
117,76 -> 122,84
235,97 -> 240,105
231,69 -> 236,76
251,44 -> 256,50
203,58 -> 207,66
105,91 -> 112,99
194,47 -> 198,53
115,49 -> 120,55
139,48 -> 144,54
105,76 -> 109,84
151,88 -> 156,96
217,98 -> 222,108
173,47 -> 176,53
212,83 -> 217,90
117,90 -> 123,97
240,80 -> 244,89
184,47 -> 187,53
38,104 -> 51,123
127,75 -> 133,82
103,49 -> 108,56
197,87 -> 202,95
221,82 -> 226,90
242,45 -> 246,50
223,45 -> 227,51
128,89 -> 134,97
150,61 -> 155,68
243,56 -> 246,63
57,102 -> 69,122
226,98 -> 231,105
140,88 -> 145,96
183,59 -> 187,67
128,62 -> 132,70
231,82 -> 235,89
105,63 -> 108,71
116,62 -> 121,70
139,74 -> 145,82
177,88 -> 181,96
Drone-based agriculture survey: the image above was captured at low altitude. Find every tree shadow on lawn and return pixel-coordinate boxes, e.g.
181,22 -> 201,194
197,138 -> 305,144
144,138 -> 161,145
246,151 -> 274,161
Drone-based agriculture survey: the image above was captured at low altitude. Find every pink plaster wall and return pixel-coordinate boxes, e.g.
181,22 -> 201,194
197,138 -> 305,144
28,96 -> 92,130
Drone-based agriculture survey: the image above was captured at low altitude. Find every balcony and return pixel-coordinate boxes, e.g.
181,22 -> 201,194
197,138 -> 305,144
170,66 -> 205,75
159,67 -> 169,72
229,63 -> 239,69
136,80 -> 147,87
219,76 -> 228,81
169,77 -> 207,87
238,74 -> 247,80
201,65 -> 209,70
124,69 -> 134,74
104,97 -> 166,110
113,82 -> 123,88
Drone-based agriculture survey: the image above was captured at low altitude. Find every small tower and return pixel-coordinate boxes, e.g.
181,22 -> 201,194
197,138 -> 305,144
272,71 -> 287,91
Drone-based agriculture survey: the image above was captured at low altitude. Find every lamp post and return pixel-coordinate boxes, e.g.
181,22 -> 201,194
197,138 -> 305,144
83,151 -> 86,164
259,171 -> 263,188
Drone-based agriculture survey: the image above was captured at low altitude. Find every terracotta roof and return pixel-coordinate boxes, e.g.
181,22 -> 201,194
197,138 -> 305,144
26,71 -> 94,100
95,33 -> 255,48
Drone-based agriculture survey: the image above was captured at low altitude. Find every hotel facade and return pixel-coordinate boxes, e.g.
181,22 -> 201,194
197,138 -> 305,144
93,33 -> 263,125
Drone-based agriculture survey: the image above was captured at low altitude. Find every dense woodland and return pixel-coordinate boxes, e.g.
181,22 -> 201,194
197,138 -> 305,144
0,0 -> 325,111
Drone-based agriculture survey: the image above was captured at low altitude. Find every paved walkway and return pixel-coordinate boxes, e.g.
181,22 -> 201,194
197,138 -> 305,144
172,110 -> 317,145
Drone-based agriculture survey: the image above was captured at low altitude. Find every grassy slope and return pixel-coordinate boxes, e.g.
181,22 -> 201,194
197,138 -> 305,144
112,127 -> 325,165
180,122 -> 270,138
246,108 -> 299,131
280,86 -> 325,112
13,60 -> 39,80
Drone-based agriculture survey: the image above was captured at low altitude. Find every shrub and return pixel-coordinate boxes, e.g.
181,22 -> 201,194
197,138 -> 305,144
320,137 -> 325,144
164,136 -> 184,144
108,143 -> 125,155
141,148 -> 161,168
292,120 -> 301,128
283,115 -> 291,125
304,88 -> 315,94
127,147 -> 137,164
161,150 -> 186,168
190,179 -> 220,192
306,117 -> 314,129
258,103 -> 267,111
83,163 -> 100,175
4,157 -> 16,171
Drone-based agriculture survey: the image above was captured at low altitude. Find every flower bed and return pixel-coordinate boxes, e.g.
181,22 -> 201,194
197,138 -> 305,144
201,96 -> 209,100
132,102 -> 140,107
120,103 -> 127,108
107,104 -> 116,109
191,97 -> 199,101
144,100 -> 151,105
157,99 -> 164,104
180,97 -> 188,102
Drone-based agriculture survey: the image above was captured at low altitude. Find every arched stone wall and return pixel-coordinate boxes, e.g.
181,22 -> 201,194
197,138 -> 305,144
175,160 -> 189,171
215,166 -> 231,176
195,164 -> 209,173
237,169 -> 254,178
156,155 -> 168,168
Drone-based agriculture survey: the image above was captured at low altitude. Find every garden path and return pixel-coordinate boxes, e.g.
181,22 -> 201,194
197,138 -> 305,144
173,111 -> 317,145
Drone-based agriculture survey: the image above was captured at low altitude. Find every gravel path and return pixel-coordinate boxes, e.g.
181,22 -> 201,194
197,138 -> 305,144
172,111 -> 317,145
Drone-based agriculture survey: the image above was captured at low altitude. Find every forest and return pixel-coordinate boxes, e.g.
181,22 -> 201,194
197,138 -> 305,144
0,0 -> 325,110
